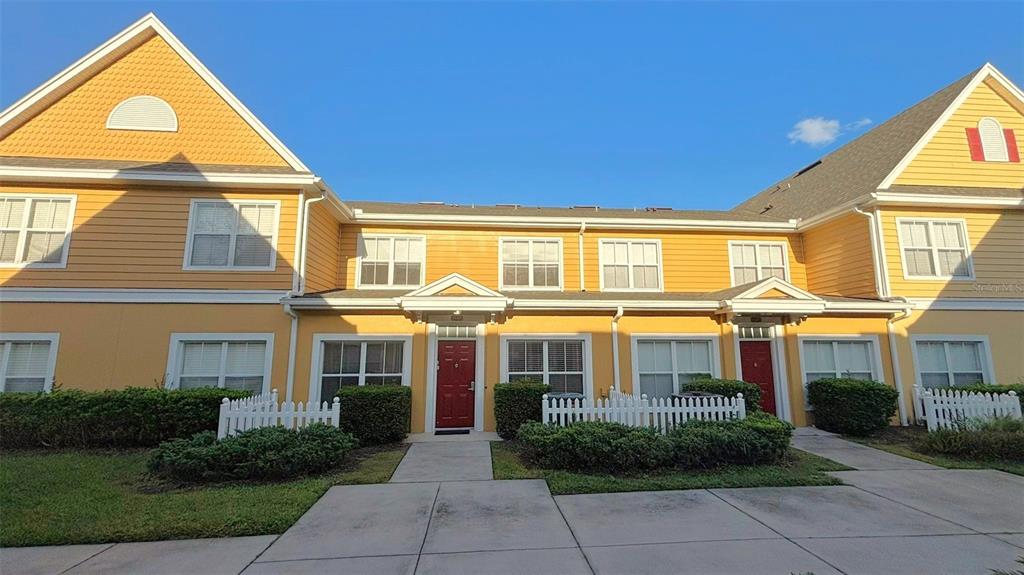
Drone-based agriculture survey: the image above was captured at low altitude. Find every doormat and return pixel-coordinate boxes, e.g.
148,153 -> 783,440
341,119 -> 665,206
435,429 -> 470,435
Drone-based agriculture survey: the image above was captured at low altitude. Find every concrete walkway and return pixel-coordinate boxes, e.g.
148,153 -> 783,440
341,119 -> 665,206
791,426 -> 941,470
390,440 -> 493,482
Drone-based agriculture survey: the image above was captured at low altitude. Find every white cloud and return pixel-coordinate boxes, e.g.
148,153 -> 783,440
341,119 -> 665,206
787,116 -> 873,146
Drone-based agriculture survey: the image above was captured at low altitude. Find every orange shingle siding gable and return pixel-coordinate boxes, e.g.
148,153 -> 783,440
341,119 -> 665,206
0,35 -> 290,167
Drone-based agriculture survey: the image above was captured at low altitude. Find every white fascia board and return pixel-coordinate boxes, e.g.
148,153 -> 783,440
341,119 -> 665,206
721,299 -> 828,315
870,192 -> 1024,209
287,297 -> 401,310
0,165 -> 317,188
511,299 -> 720,311
0,288 -> 288,304
351,212 -> 798,232
907,298 -> 1024,311
398,296 -> 511,313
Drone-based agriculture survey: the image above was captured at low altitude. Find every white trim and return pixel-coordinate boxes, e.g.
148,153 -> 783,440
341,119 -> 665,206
796,335 -> 886,406
425,324 -> 438,434
894,217 -> 974,281
909,334 -> 996,389
873,209 -> 893,298
424,324 -> 486,433
597,238 -> 664,292
907,298 -> 1024,311
878,63 -> 1024,189
497,236 -> 564,291
726,240 -> 791,286
977,117 -> 1010,162
182,199 -> 280,272
164,332 -> 274,393
0,165 -> 318,188
730,276 -> 820,301
105,95 -> 178,132
354,233 -> 426,289
307,334 -> 414,405
0,333 -> 60,393
0,193 -> 77,269
628,334 -> 721,397
405,272 -> 502,298
498,333 -> 594,398
871,192 -> 1024,209
770,324 -> 792,423
0,288 -> 288,304
0,13 -> 309,171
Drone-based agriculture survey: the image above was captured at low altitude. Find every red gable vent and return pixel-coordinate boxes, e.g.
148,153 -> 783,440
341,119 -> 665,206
1004,129 -> 1020,163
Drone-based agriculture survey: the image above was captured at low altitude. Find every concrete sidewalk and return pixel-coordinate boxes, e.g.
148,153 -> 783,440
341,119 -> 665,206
791,426 -> 941,470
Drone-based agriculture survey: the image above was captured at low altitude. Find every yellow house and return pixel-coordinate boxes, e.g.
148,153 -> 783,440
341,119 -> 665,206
1,14 -> 1021,433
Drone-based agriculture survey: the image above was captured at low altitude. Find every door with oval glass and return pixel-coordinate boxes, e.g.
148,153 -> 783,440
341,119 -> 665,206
436,340 -> 476,428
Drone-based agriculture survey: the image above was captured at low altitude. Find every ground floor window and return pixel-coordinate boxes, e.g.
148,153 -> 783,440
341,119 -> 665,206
633,338 -> 716,398
801,337 -> 879,384
913,337 -> 990,388
505,338 -> 586,395
313,336 -> 411,403
0,333 -> 59,393
167,334 -> 273,394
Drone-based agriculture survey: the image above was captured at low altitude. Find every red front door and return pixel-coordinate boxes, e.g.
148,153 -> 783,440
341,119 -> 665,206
436,340 -> 476,428
740,340 -> 777,415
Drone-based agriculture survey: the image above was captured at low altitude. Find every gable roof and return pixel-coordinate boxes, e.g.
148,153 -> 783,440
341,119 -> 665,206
0,13 -> 309,173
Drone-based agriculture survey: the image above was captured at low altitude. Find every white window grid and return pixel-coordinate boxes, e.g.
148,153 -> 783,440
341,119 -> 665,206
0,195 -> 76,268
799,337 -> 880,383
498,237 -> 563,290
183,199 -> 279,271
634,339 -> 716,397
319,340 -> 405,386
727,241 -> 790,286
0,333 -> 60,393
911,336 -> 994,389
309,335 -> 413,404
166,333 -> 273,393
356,234 -> 426,288
506,339 -> 586,394
598,239 -> 662,291
896,218 -> 973,280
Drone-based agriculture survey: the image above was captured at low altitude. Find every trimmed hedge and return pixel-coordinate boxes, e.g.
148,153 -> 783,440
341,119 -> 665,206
0,387 -> 250,449
918,417 -> 1024,461
494,380 -> 550,439
336,385 -> 411,445
681,378 -> 762,412
148,423 -> 358,483
954,383 -> 1024,408
516,412 -> 792,473
806,378 -> 899,436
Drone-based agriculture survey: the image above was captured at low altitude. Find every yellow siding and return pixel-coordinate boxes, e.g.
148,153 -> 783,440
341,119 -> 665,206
894,79 -> 1024,188
303,202 -> 341,293
0,35 -> 289,167
0,303 -> 292,391
802,213 -> 877,297
0,184 -> 299,289
880,207 -> 1024,299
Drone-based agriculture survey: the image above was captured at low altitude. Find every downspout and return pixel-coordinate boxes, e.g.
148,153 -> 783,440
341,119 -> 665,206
853,206 -> 886,299
887,299 -> 913,426
283,302 -> 298,403
578,221 -> 587,291
299,194 -> 326,295
283,189 -> 325,403
611,306 -> 624,393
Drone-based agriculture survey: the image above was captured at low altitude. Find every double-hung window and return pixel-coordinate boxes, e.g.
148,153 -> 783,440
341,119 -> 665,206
185,200 -> 278,270
0,334 -> 59,393
801,337 -> 879,384
914,338 -> 991,388
500,238 -> 561,289
505,338 -> 587,396
600,239 -> 661,291
313,337 -> 410,403
167,334 -> 273,394
897,219 -> 972,279
0,195 -> 75,267
634,338 -> 716,399
357,235 -> 425,287
729,241 -> 788,285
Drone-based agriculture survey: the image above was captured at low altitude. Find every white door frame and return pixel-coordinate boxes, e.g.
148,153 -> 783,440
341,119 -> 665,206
425,322 -> 486,433
733,321 -> 792,423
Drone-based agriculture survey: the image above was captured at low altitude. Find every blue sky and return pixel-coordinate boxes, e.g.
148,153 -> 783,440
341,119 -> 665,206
3,2 -> 1022,210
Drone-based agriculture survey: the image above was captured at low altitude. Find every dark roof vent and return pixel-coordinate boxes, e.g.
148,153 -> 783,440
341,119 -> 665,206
795,161 -> 821,177
759,204 -> 774,214
645,206 -> 674,212
571,205 -> 600,210
495,203 -> 521,209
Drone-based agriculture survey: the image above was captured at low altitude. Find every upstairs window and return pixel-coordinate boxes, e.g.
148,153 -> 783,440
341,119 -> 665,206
500,238 -> 561,290
0,195 -> 75,268
897,219 -> 972,279
600,239 -> 661,291
729,241 -> 789,285
184,200 -> 278,270
357,235 -> 425,288
967,118 -> 1019,163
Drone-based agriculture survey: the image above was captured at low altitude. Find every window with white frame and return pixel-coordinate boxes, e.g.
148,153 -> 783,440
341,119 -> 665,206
185,200 -> 277,269
600,240 -> 661,290
317,339 -> 406,401
635,339 -> 714,399
897,219 -> 971,279
729,242 -> 788,285
169,336 -> 272,394
357,236 -> 424,287
500,238 -> 561,289
0,196 -> 74,266
915,339 -> 989,388
507,339 -> 585,395
0,335 -> 59,393
802,339 -> 878,383
977,118 -> 1010,162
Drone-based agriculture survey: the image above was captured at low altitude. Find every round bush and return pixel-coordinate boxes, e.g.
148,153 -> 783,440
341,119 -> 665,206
668,412 -> 793,468
806,378 -> 899,436
494,380 -> 550,439
336,385 -> 411,445
147,423 -> 358,483
517,420 -> 673,472
680,378 -> 761,412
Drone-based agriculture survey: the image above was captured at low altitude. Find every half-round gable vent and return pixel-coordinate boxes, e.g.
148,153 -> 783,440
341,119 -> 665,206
977,117 -> 1009,162
106,96 -> 178,132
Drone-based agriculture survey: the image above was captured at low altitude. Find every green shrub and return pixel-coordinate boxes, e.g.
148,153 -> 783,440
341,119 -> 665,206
0,387 -> 250,449
494,380 -> 550,439
516,412 -> 792,472
953,383 -> 1024,408
148,423 -> 358,483
806,378 -> 899,436
336,385 -> 411,445
681,378 -> 762,412
917,417 -> 1024,461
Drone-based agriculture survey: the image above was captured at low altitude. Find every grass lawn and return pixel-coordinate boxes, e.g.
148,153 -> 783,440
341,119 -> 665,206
848,426 -> 1024,476
0,444 -> 408,547
491,443 -> 851,495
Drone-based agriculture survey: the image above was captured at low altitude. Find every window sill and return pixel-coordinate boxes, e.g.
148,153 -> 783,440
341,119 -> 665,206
900,275 -> 975,282
183,265 -> 278,272
0,262 -> 68,269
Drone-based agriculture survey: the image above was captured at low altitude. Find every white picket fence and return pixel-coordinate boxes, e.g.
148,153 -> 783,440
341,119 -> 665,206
541,389 -> 745,434
217,389 -> 341,439
913,385 -> 1022,431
